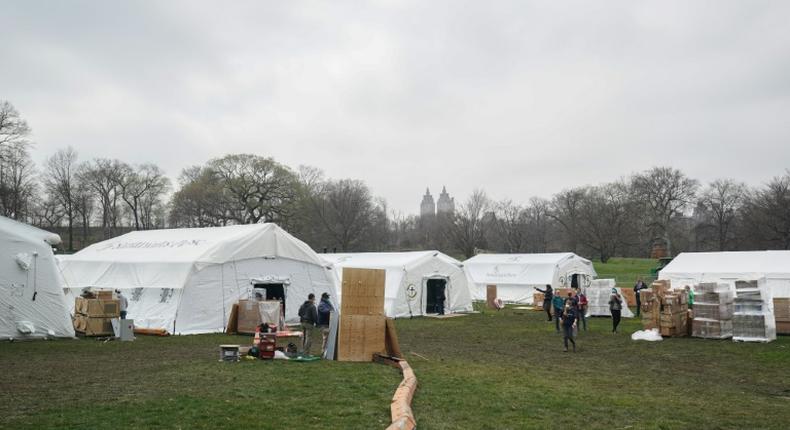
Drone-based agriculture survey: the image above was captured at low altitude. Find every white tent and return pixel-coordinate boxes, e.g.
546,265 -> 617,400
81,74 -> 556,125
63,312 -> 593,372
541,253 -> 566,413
0,216 -> 74,340
59,223 -> 338,335
464,253 -> 597,304
320,251 -> 473,318
659,251 -> 790,298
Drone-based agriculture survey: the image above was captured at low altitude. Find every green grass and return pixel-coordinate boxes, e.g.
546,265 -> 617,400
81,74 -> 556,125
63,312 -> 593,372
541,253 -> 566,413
593,257 -> 659,288
2,308 -> 789,429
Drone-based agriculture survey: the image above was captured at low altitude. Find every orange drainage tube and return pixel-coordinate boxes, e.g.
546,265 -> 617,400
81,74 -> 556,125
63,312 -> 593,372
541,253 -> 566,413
386,360 -> 417,430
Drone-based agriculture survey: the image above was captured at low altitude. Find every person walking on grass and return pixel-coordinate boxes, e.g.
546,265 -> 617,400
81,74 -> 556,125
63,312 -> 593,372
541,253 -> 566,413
552,293 -> 565,332
561,303 -> 578,352
534,285 -> 553,321
609,288 -> 623,333
317,292 -> 334,355
577,289 -> 588,331
685,285 -> 695,309
115,289 -> 128,320
298,293 -> 318,355
634,278 -> 648,317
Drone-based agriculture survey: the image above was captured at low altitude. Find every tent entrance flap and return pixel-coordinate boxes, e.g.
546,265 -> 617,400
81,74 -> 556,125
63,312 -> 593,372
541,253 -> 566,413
253,283 -> 286,313
425,278 -> 447,314
571,274 -> 579,289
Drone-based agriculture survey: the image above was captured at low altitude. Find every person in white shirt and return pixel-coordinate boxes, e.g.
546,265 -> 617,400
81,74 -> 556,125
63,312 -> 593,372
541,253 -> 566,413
115,289 -> 129,319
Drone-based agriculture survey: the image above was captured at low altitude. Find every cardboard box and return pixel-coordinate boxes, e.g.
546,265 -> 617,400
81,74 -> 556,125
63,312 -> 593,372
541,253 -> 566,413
692,318 -> 733,339
651,280 -> 671,297
533,292 -> 545,305
620,288 -> 636,307
237,300 -> 281,334
75,297 -> 120,317
95,290 -> 113,300
773,298 -> 790,321
73,314 -> 115,336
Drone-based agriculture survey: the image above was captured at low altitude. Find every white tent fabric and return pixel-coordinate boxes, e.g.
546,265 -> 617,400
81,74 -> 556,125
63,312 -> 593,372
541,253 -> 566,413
320,251 -> 473,318
464,253 -> 597,304
658,251 -> 790,298
59,223 -> 338,334
0,216 -> 74,340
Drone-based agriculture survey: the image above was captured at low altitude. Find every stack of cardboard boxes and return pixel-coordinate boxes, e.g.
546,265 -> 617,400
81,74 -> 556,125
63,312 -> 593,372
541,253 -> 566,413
659,290 -> 689,337
639,280 -> 689,337
73,290 -> 120,336
732,280 -> 776,342
691,283 -> 734,339
774,298 -> 790,335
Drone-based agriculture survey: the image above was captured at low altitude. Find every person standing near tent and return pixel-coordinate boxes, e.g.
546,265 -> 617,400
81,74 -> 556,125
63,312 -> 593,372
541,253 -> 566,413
534,285 -> 554,321
552,293 -> 565,332
577,290 -> 588,331
317,292 -> 334,354
609,288 -> 623,333
633,278 -> 648,317
298,293 -> 318,355
115,290 -> 128,319
685,285 -> 694,309
561,302 -> 578,352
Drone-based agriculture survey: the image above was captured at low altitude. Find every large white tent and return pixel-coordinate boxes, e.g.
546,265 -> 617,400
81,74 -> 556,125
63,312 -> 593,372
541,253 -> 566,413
59,223 -> 338,335
320,251 -> 473,318
0,216 -> 74,340
464,253 -> 597,304
659,251 -> 790,298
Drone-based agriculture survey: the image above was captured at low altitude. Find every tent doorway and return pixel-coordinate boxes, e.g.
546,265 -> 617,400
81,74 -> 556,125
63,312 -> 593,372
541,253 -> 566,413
253,283 -> 286,313
571,274 -> 579,289
425,278 -> 447,315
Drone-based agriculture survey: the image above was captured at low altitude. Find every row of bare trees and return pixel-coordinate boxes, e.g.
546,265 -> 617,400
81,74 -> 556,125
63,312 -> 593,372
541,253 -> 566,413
2,100 -> 788,259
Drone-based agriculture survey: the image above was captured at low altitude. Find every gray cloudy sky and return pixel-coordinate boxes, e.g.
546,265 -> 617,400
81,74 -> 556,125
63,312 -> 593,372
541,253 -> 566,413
2,1 -> 789,214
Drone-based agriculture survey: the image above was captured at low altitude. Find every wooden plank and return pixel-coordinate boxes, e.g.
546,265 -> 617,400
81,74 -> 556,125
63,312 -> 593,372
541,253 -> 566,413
385,318 -> 402,358
486,285 -> 497,309
225,303 -> 239,335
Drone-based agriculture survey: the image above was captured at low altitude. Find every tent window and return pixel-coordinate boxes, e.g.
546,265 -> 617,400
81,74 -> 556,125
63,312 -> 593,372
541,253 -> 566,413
425,279 -> 447,314
253,283 -> 285,313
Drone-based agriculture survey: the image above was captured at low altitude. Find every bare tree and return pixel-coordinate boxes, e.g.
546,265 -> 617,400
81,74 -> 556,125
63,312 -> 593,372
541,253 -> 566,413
307,179 -> 380,251
631,167 -> 699,256
697,179 -> 748,251
741,172 -> 790,249
575,182 -> 639,262
77,159 -> 124,238
114,163 -> 170,230
446,189 -> 490,258
208,154 -> 299,224
525,197 -> 552,252
73,177 -> 95,247
492,199 -> 529,252
0,101 -> 36,220
550,188 -> 586,253
169,166 -> 229,227
43,148 -> 79,250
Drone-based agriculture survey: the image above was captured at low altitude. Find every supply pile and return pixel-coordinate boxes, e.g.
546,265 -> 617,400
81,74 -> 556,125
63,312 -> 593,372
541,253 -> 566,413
73,290 -> 120,336
692,283 -> 734,339
639,280 -> 688,337
732,279 -> 776,342
775,298 -> 790,335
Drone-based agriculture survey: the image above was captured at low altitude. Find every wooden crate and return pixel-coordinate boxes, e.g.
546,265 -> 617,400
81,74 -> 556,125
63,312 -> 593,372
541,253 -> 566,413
337,268 -> 387,362
486,285 -> 497,309
75,297 -> 120,317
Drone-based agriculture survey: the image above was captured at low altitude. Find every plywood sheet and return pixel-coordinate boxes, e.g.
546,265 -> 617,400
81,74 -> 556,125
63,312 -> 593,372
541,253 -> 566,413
337,314 -> 386,362
340,268 -> 386,316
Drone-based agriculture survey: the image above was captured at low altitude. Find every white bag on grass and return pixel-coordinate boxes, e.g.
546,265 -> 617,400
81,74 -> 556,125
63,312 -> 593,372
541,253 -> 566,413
631,329 -> 663,342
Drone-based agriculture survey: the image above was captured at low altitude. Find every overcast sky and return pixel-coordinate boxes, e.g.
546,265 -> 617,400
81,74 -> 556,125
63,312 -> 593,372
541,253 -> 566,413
2,1 -> 789,214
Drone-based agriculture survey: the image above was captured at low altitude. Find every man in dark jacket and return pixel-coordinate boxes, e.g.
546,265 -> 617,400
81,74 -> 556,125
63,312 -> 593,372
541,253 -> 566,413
317,292 -> 334,354
634,278 -> 648,317
534,285 -> 554,321
298,293 -> 318,355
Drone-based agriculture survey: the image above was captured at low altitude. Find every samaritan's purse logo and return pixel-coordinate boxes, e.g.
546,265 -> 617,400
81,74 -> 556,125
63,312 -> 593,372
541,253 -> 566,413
406,284 -> 418,301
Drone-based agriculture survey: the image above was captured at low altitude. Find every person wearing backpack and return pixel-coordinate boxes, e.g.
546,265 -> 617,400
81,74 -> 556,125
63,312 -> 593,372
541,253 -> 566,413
298,293 -> 318,355
609,288 -> 623,333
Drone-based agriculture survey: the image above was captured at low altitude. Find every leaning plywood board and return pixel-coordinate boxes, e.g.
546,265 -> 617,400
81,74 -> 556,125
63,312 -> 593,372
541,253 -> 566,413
338,267 -> 387,361
338,314 -> 386,362
341,267 -> 386,316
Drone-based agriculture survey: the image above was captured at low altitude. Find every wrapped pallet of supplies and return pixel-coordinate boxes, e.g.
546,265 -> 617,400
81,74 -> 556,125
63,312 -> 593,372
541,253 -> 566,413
585,279 -> 634,318
732,279 -> 775,342
692,283 -> 733,339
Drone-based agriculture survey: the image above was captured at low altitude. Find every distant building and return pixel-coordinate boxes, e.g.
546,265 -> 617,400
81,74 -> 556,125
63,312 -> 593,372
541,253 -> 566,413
420,186 -> 454,218
437,186 -> 455,215
420,188 -> 436,218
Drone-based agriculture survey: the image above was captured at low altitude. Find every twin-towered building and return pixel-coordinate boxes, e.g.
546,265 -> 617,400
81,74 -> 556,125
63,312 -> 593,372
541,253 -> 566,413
420,186 -> 455,218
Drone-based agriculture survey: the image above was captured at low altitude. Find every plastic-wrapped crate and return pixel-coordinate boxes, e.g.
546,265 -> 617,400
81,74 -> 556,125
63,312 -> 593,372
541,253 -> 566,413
732,278 -> 775,343
694,302 -> 733,320
692,318 -> 733,339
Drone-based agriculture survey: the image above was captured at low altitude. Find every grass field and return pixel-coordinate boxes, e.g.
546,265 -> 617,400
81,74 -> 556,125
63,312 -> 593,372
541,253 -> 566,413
593,257 -> 659,287
2,306 -> 789,429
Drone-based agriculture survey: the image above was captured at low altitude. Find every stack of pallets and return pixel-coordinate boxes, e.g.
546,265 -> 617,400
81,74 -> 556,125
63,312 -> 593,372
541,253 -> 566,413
73,291 -> 120,336
692,283 -> 734,339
